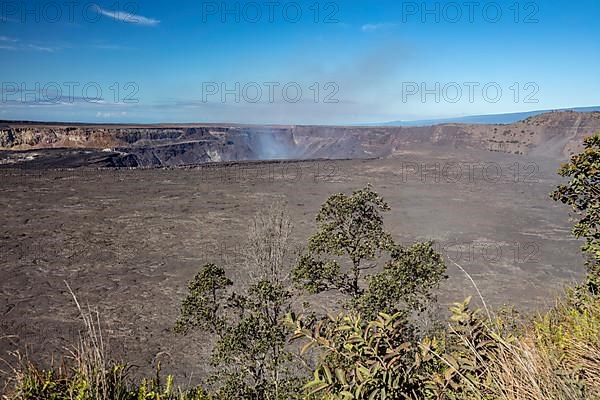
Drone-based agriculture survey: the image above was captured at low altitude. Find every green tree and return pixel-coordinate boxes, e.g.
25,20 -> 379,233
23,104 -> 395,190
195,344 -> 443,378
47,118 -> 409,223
552,133 -> 600,294
175,204 -> 300,400
359,242 -> 446,322
293,185 -> 395,300
174,263 -> 232,336
292,185 -> 447,321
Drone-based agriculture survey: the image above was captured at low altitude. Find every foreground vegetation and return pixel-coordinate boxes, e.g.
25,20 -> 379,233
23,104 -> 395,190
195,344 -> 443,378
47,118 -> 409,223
3,133 -> 599,399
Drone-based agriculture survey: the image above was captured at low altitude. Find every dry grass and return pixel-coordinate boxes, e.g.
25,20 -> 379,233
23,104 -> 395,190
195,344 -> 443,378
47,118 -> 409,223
447,290 -> 600,400
434,260 -> 600,400
1,282 -> 129,400
63,281 -> 122,400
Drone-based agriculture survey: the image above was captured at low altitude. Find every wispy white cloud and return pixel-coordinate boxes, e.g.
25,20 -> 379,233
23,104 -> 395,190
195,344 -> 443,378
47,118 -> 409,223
361,23 -> 397,32
0,36 -> 62,52
0,35 -> 18,42
27,44 -> 61,53
93,5 -> 160,26
0,37 -> 127,53
96,111 -> 128,118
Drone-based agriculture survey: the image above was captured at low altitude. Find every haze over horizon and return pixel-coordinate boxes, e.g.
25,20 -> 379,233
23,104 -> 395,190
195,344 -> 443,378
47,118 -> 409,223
1,0 -> 599,124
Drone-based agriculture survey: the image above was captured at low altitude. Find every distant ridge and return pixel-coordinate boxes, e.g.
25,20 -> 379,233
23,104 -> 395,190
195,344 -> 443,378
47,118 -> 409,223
375,106 -> 600,127
2,111 -> 600,168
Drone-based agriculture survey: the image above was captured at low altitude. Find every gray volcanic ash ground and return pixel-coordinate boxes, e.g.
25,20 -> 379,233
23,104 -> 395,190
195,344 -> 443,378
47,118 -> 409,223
0,111 -> 597,384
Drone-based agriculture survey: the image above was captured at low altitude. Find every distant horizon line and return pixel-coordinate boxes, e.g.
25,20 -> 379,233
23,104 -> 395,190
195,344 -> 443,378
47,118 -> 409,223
1,105 -> 599,128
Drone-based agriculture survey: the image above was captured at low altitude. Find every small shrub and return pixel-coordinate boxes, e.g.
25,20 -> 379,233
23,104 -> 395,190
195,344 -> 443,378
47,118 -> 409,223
551,132 -> 600,293
175,203 -> 301,400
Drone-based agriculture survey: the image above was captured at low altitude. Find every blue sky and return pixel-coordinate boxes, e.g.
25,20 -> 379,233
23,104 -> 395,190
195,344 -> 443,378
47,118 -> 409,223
0,0 -> 599,124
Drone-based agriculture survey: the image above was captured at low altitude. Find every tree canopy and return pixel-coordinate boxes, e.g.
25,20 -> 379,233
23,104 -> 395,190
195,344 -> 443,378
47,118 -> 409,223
552,133 -> 600,293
